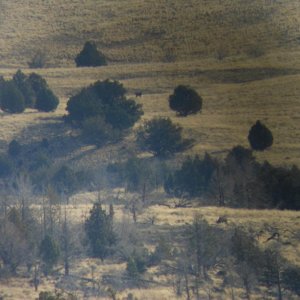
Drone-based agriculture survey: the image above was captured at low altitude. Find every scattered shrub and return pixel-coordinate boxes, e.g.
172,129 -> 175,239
137,117 -> 193,157
248,120 -> 273,151
28,50 -> 46,68
75,41 -> 107,67
169,85 -> 202,116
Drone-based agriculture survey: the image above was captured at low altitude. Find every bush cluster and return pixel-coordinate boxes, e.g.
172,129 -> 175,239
66,79 -> 143,146
0,70 -> 59,113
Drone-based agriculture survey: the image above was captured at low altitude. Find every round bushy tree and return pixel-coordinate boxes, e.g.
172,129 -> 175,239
27,73 -> 59,112
0,80 -> 25,113
66,79 -> 143,145
248,120 -> 273,151
169,85 -> 202,116
35,88 -> 59,112
75,41 -> 107,67
137,117 -> 193,157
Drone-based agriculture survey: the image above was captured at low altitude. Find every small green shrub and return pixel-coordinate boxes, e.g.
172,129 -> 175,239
28,50 -> 46,68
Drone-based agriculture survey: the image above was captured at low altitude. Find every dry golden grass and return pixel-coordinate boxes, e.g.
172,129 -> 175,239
0,0 -> 299,67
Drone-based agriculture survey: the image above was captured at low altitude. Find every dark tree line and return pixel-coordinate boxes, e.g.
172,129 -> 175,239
165,146 -> 300,210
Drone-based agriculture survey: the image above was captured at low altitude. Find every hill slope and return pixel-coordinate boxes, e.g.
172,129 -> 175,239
0,0 -> 299,67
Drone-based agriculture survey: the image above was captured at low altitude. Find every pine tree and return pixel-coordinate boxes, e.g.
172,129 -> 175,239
85,203 -> 116,260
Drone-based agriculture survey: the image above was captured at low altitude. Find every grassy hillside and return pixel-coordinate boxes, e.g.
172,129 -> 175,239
0,0 -> 299,67
0,1 -> 299,166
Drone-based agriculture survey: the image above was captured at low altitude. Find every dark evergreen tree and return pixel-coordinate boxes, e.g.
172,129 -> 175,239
84,203 -> 116,260
0,80 -> 25,113
39,235 -> 60,274
136,117 -> 192,157
169,85 -> 202,116
248,120 -> 273,151
13,70 -> 36,108
35,88 -> 59,112
75,41 -> 107,67
259,162 -> 300,210
28,73 -> 59,112
165,153 -> 216,197
28,73 -> 47,94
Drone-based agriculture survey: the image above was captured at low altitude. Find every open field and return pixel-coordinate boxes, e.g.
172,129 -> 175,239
0,59 -> 299,167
